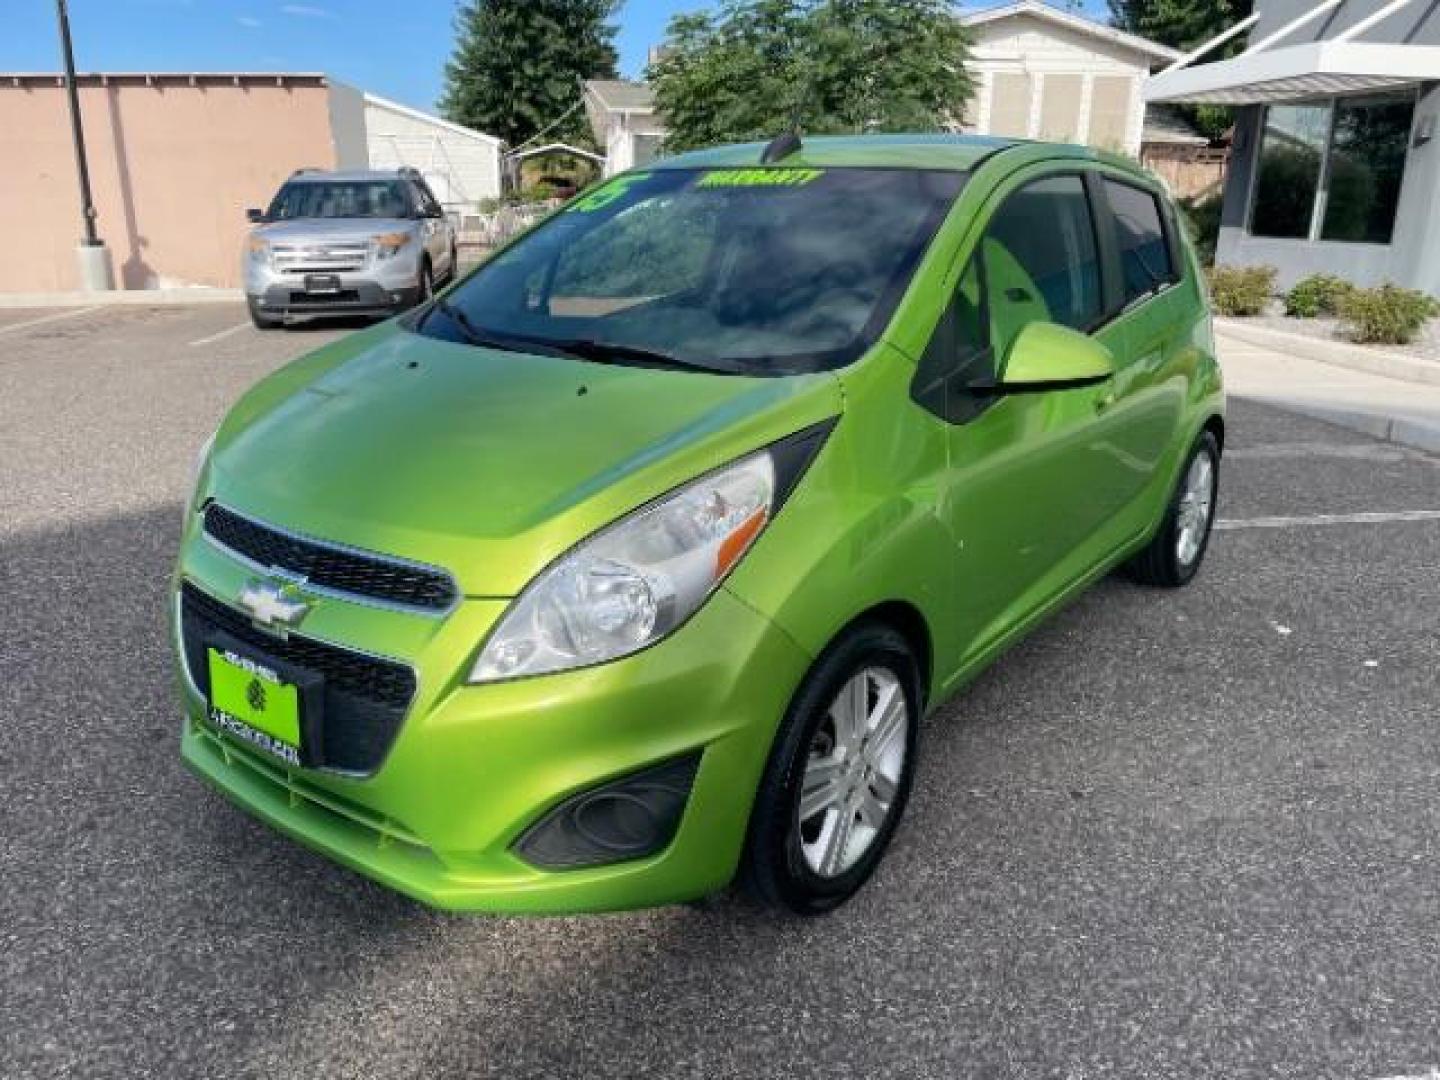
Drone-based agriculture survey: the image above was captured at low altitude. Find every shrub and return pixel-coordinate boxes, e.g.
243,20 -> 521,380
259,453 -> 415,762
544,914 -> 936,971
1338,284 -> 1438,345
1206,264 -> 1276,317
1180,193 -> 1224,267
1284,273 -> 1355,318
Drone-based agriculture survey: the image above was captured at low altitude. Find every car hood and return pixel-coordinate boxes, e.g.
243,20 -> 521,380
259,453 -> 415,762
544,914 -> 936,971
252,217 -> 414,245
208,324 -> 842,598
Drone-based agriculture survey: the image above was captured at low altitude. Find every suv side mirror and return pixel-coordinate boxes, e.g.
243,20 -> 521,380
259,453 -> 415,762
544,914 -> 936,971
972,321 -> 1114,394
246,208 -> 265,223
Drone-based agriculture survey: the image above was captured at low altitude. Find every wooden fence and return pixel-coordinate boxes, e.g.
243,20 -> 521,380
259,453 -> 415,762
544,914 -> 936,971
1141,145 -> 1230,202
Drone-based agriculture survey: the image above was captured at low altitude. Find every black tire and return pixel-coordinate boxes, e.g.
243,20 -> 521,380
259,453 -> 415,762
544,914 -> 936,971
447,243 -> 459,284
740,622 -> 922,915
247,298 -> 283,330
1127,430 -> 1220,588
415,260 -> 434,307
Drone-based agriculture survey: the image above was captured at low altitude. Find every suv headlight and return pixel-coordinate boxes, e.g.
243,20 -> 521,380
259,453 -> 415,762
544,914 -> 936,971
371,232 -> 412,260
470,441 -> 809,684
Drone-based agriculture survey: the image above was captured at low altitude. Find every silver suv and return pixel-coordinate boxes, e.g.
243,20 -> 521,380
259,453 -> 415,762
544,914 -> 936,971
243,167 -> 459,328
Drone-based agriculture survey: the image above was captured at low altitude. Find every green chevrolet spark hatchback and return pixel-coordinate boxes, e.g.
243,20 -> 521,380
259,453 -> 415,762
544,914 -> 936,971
176,134 -> 1223,914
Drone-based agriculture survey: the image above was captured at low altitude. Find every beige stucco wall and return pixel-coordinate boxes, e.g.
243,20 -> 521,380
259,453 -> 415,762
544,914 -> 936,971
0,76 -> 338,292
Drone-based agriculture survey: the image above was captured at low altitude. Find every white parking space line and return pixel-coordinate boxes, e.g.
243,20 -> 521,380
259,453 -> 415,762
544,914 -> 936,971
188,321 -> 252,347
0,305 -> 102,337
1217,510 -> 1440,531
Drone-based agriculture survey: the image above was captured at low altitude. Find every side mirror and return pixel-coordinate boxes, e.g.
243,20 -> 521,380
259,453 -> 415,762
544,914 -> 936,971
974,321 -> 1114,394
246,208 -> 265,223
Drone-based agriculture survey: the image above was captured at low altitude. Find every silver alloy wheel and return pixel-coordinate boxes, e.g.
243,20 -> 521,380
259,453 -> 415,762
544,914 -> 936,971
1176,449 -> 1215,567
798,666 -> 908,878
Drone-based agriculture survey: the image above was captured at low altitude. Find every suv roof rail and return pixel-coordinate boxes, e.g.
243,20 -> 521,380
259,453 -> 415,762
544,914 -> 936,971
289,166 -> 324,177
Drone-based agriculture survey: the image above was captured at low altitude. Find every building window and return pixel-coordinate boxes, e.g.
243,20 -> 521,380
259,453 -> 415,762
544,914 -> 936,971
990,73 -> 1034,137
1320,94 -> 1416,244
1250,92 -> 1415,245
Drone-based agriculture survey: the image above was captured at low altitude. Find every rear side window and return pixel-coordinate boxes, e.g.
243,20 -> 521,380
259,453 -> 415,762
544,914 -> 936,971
1104,179 -> 1176,304
982,174 -> 1103,362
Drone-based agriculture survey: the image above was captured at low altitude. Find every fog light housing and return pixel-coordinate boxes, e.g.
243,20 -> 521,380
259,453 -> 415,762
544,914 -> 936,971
513,754 -> 701,870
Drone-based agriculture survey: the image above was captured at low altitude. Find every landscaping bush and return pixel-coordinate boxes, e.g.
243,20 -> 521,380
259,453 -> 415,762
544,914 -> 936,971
1206,265 -> 1276,317
1284,273 -> 1355,318
1338,284 -> 1439,345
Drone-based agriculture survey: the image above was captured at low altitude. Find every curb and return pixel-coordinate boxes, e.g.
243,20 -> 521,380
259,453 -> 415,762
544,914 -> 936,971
1239,396 -> 1440,456
1215,318 -> 1440,388
0,289 -> 243,309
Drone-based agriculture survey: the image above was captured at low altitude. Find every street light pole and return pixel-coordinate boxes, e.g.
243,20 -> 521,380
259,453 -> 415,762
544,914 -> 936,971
55,0 -> 113,289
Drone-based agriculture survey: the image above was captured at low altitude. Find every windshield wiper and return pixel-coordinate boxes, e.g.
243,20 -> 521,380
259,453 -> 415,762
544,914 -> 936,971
546,337 -> 730,374
422,298 -> 559,357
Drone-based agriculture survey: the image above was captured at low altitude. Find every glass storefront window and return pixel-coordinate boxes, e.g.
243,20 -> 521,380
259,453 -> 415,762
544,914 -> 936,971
1250,104 -> 1330,239
1320,93 -> 1415,244
1249,93 -> 1416,245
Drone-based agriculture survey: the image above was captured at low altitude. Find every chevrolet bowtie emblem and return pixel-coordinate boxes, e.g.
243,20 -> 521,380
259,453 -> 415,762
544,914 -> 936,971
238,578 -> 312,634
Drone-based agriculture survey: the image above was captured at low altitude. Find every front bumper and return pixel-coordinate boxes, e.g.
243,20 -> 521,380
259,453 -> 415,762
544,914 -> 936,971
245,253 -> 423,319
250,280 -> 421,319
174,518 -> 812,913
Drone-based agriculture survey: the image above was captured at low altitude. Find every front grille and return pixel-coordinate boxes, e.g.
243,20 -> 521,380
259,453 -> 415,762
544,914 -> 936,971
180,581 -> 415,774
203,503 -> 458,612
272,243 -> 368,274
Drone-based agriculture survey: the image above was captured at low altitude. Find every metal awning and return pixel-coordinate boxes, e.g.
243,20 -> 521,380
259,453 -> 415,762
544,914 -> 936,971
1146,40 -> 1440,105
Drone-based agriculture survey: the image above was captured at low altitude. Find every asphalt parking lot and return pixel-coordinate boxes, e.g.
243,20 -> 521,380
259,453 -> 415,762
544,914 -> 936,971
3,303 -> 1439,1079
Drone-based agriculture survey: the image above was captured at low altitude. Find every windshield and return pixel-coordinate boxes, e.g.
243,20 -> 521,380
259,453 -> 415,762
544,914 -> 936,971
265,180 -> 411,221
412,167 -> 966,375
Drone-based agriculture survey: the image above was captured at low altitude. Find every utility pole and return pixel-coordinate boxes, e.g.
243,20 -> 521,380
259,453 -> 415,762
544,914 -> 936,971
55,0 -> 113,290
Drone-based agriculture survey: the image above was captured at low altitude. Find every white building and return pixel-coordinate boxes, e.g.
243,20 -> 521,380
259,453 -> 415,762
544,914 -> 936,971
329,83 -> 504,209
583,80 -> 666,176
958,0 -> 1180,155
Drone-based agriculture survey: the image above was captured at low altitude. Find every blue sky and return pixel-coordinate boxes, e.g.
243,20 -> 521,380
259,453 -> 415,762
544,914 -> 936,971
4,0 -> 1106,115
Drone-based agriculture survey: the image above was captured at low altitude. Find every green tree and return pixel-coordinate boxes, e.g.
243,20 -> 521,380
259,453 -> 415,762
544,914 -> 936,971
440,0 -> 620,147
649,0 -> 975,153
1108,0 -> 1253,140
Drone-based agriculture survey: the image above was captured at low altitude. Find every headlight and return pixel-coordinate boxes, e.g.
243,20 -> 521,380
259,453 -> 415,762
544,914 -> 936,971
246,236 -> 270,264
184,429 -> 217,526
470,452 -> 779,683
371,232 -> 412,260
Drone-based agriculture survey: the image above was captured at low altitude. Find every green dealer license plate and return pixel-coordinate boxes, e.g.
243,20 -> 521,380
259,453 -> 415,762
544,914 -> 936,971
207,647 -> 302,766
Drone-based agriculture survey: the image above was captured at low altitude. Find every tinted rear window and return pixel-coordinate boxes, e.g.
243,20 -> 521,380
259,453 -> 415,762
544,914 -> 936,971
1104,179 -> 1176,303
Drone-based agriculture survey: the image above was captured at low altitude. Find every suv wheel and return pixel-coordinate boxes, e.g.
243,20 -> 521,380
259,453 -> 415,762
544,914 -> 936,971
740,622 -> 921,915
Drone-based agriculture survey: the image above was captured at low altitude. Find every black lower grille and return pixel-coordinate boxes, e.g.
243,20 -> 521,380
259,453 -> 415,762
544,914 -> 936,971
180,581 -> 415,774
202,503 -> 457,612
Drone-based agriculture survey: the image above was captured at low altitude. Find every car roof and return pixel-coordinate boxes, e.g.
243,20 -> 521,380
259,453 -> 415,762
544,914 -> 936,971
653,133 -> 1148,179
285,169 -> 412,184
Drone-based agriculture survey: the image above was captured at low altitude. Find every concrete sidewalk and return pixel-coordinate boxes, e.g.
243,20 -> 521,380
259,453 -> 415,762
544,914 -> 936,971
1216,324 -> 1440,455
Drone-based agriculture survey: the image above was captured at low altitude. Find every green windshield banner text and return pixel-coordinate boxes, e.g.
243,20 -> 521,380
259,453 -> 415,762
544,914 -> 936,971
696,168 -> 823,189
570,174 -> 651,213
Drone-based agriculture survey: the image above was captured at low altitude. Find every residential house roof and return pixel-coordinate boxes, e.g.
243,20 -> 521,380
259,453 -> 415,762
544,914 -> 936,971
960,1 -> 1181,63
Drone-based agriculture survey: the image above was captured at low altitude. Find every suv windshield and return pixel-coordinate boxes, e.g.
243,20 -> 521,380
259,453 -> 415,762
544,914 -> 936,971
412,167 -> 966,375
265,180 -> 411,221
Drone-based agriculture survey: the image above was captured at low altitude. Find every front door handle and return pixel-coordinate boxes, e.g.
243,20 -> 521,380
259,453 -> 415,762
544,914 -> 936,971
1095,389 -> 1117,413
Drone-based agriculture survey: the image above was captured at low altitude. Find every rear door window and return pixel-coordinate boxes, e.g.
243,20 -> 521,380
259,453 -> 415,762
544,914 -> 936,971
1104,179 -> 1177,305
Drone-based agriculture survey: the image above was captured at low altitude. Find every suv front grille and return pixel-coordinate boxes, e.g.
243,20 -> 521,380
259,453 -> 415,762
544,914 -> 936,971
272,242 -> 369,273
179,581 -> 416,774
202,503 -> 459,613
